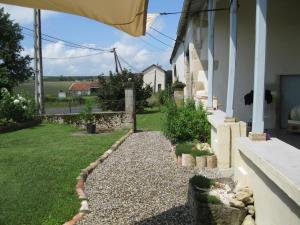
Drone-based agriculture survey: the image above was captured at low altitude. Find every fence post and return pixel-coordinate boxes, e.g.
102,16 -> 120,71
125,83 -> 136,132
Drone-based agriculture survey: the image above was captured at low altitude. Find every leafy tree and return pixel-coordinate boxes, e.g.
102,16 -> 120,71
98,70 -> 152,111
0,8 -> 33,91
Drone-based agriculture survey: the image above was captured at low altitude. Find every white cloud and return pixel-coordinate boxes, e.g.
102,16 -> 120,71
23,37 -> 172,76
0,4 -> 57,24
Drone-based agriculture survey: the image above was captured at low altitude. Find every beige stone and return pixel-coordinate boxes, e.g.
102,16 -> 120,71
207,155 -> 217,168
236,191 -> 252,202
247,205 -> 255,216
242,215 -> 256,225
196,156 -> 207,168
177,155 -> 182,166
229,198 -> 245,208
244,197 -> 254,205
182,154 -> 196,168
79,200 -> 91,214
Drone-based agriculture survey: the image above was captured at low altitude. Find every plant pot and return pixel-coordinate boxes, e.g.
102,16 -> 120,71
86,123 -> 96,134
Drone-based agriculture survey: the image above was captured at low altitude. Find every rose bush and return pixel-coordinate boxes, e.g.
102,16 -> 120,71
0,88 -> 35,124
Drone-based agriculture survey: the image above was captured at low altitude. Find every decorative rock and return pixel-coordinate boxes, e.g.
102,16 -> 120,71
236,191 -> 252,202
196,143 -> 211,151
244,197 -> 254,205
79,200 -> 91,213
247,205 -> 255,216
177,155 -> 182,165
242,215 -> 256,225
106,149 -> 113,155
77,188 -> 88,200
229,198 -> 245,208
207,155 -> 217,168
182,154 -> 196,168
196,156 -> 207,168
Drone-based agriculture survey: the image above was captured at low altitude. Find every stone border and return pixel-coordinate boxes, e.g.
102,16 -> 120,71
63,129 -> 134,225
0,119 -> 42,134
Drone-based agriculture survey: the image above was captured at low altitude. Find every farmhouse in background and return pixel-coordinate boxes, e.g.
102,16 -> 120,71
68,81 -> 99,96
142,64 -> 166,93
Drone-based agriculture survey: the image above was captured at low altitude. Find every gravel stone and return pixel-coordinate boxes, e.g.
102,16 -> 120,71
78,132 -> 229,225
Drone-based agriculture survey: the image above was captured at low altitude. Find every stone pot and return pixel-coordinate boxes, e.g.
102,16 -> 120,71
207,155 -> 217,169
188,183 -> 247,225
196,156 -> 207,168
86,123 -> 96,134
182,154 -> 196,168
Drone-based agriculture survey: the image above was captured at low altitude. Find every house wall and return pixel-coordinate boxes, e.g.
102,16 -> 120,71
143,67 -> 166,92
211,0 -> 300,128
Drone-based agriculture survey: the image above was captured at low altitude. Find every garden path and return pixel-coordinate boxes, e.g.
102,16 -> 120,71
78,131 -> 227,225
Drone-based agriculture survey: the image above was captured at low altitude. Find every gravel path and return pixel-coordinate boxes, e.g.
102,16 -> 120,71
78,131 -> 229,225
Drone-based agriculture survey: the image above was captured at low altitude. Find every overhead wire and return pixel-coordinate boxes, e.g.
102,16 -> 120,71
149,27 -> 176,42
146,32 -> 173,48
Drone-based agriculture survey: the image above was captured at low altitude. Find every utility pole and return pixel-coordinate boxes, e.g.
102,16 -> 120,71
113,48 -> 123,74
34,9 -> 44,114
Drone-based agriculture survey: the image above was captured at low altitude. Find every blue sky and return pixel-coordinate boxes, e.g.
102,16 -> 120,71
0,0 -> 184,76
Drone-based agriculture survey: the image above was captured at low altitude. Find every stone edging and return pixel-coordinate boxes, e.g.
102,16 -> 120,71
63,129 -> 134,225
0,119 -> 41,134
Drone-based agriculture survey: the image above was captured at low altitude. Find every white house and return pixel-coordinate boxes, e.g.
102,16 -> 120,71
171,1 -> 300,224
142,64 -> 166,93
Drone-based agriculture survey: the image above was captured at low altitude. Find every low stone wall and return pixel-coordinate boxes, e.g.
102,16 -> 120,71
0,119 -> 42,134
234,137 -> 300,225
41,112 -> 133,130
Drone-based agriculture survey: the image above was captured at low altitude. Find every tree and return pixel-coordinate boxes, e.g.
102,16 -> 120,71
98,70 -> 152,111
0,8 -> 33,91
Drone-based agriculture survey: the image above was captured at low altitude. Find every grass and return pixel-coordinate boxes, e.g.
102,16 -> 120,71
195,193 -> 222,204
136,107 -> 164,131
0,124 -> 127,225
190,175 -> 215,189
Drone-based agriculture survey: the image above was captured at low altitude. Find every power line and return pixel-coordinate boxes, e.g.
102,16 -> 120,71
158,7 -> 231,16
118,55 -> 140,73
21,26 -> 113,52
138,38 -> 166,52
150,27 -> 176,42
44,52 -> 109,60
146,33 -> 173,48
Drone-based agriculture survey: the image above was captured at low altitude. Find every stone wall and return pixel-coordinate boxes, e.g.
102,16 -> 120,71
42,112 -> 132,130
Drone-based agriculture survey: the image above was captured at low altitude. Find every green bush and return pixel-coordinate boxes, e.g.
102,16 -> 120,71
175,143 -> 212,158
0,88 -> 35,123
163,99 -> 210,143
147,94 -> 160,108
158,87 -> 172,106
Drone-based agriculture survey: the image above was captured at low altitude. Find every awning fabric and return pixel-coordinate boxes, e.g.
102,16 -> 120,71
0,0 -> 149,36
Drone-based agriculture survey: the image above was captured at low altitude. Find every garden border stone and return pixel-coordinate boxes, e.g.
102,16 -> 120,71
0,119 -> 41,134
62,129 -> 134,225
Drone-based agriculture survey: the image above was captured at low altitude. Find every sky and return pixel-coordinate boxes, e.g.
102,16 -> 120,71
0,0 -> 184,76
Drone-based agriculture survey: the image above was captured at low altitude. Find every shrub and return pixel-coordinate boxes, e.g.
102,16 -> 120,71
158,87 -> 172,106
147,94 -> 160,108
175,143 -> 212,158
0,88 -> 35,123
163,99 -> 210,143
98,70 -> 152,112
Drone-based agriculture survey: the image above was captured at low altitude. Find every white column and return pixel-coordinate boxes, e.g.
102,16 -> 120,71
207,0 -> 216,108
226,0 -> 238,118
252,0 -> 267,133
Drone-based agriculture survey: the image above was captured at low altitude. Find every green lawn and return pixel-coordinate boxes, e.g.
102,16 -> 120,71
0,124 -> 127,225
137,108 -> 165,131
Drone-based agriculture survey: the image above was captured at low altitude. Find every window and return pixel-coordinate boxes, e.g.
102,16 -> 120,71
158,84 -> 162,92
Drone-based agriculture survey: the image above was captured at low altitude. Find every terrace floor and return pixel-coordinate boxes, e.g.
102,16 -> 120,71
269,129 -> 300,150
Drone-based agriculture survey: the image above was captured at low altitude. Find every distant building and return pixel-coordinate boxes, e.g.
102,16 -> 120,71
68,81 -> 99,96
142,64 -> 166,93
58,90 -> 66,99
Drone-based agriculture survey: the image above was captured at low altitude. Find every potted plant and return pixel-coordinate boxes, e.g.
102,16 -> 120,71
80,100 -> 96,134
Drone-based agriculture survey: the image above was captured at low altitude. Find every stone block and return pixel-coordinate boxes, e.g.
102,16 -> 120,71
196,156 -> 207,168
207,155 -> 217,168
182,154 -> 196,168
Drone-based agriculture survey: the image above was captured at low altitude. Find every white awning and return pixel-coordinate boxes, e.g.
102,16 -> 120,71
0,0 -> 149,36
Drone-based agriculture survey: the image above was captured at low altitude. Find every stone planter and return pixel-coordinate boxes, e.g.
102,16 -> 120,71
196,156 -> 207,168
177,155 -> 182,166
207,155 -> 217,169
188,183 -> 247,225
86,123 -> 96,134
182,154 -> 196,168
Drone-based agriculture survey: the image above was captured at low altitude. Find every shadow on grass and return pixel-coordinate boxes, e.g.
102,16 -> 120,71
137,108 -> 161,115
134,204 -> 192,225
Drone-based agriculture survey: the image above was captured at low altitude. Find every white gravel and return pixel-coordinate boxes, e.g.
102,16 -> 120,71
78,131 -> 230,225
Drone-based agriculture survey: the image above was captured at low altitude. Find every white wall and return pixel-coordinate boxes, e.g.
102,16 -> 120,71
143,67 -> 166,92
